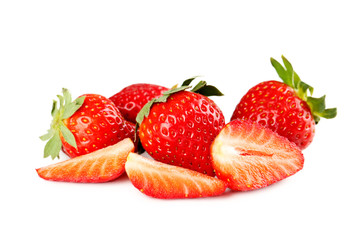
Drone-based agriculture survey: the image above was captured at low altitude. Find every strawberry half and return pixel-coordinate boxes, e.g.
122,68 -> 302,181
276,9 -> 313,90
40,89 -> 135,159
36,138 -> 134,183
110,83 -> 169,123
231,56 -> 336,149
125,152 -> 227,199
211,120 -> 304,191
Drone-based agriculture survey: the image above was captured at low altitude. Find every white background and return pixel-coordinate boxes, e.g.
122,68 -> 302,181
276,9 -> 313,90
1,1 -> 359,239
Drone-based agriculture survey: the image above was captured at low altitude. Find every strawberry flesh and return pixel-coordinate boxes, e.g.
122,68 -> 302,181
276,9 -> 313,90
211,120 -> 304,191
125,153 -> 227,199
36,138 -> 135,183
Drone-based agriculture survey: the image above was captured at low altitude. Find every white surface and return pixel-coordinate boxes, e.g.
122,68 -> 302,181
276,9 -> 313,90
1,1 -> 359,239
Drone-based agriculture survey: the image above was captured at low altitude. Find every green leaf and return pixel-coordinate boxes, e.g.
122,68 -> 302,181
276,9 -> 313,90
307,95 -> 337,124
181,76 -> 200,86
271,57 -> 292,86
41,88 -> 79,159
74,95 -> 85,106
135,78 -> 223,127
136,99 -> 156,125
195,85 -> 224,96
62,96 -> 85,119
282,55 -> 295,86
191,81 -> 207,92
162,85 -> 191,96
282,55 -> 294,74
318,108 -> 337,119
63,88 -> 72,105
292,71 -> 301,90
154,95 -> 169,103
308,85 -> 314,96
57,94 -> 64,109
189,80 -> 224,97
136,85 -> 191,126
43,132 -> 62,159
39,130 -> 54,141
51,100 -> 58,117
59,122 -> 77,148
307,95 -> 326,114
297,81 -> 313,100
62,103 -> 77,119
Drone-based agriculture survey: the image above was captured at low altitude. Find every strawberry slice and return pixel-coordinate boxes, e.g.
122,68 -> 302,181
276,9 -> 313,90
125,153 -> 227,199
211,120 -> 304,191
36,138 -> 134,183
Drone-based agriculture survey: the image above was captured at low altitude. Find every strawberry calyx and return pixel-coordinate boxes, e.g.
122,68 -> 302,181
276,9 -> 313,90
181,76 -> 224,97
271,55 -> 337,124
135,76 -> 223,127
40,88 -> 85,159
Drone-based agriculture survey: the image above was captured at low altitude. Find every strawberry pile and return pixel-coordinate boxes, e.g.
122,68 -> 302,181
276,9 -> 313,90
38,56 -> 336,199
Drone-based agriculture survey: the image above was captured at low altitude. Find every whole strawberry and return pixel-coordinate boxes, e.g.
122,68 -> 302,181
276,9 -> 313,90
137,78 -> 225,176
40,88 -> 135,159
110,83 -> 168,123
231,56 -> 337,149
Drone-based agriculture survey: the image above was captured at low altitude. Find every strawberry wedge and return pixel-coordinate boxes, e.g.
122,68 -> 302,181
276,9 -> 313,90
36,138 -> 135,183
211,120 -> 304,191
125,153 -> 227,199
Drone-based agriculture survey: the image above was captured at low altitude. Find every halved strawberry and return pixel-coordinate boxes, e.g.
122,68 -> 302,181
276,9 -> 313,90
125,153 -> 227,199
36,138 -> 134,183
211,120 -> 304,191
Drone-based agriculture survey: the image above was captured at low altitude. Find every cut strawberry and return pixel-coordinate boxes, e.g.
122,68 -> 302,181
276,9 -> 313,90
36,138 -> 134,183
125,153 -> 227,199
211,120 -> 304,191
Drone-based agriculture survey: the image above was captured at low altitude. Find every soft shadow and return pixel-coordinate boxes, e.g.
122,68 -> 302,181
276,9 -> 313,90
105,172 -> 130,185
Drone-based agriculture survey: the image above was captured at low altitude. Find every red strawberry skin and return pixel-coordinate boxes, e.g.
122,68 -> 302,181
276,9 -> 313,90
231,80 -> 315,149
211,120 -> 304,191
37,138 -> 135,183
110,83 -> 168,123
139,91 -> 225,176
125,152 -> 227,199
62,94 -> 135,158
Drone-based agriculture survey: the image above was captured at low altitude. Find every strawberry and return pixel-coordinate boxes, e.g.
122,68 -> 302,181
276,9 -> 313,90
125,152 -> 227,199
136,78 -> 225,176
36,138 -> 134,183
40,88 -> 135,159
110,83 -> 169,123
211,120 -> 304,191
231,56 -> 337,149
